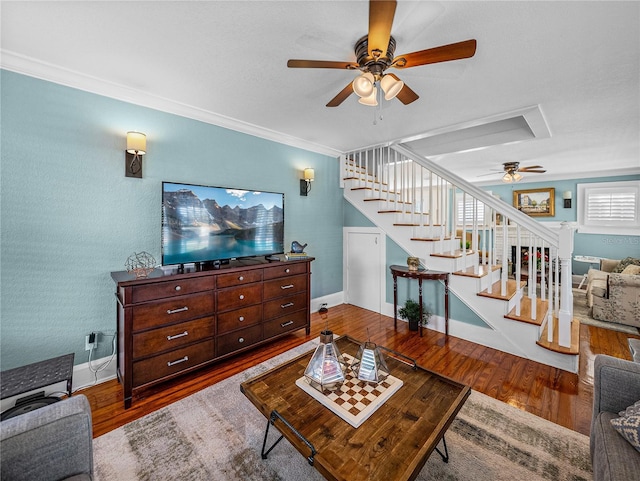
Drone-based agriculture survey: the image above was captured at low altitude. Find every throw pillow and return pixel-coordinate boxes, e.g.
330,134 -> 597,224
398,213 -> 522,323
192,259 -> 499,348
619,400 -> 640,417
612,257 -> 640,273
621,264 -> 640,276
610,414 -> 640,453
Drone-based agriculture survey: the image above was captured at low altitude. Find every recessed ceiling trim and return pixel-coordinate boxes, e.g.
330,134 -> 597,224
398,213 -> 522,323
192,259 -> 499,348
0,50 -> 342,158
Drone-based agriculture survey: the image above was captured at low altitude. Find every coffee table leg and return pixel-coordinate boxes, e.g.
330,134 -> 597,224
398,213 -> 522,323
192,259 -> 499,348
261,410 -> 317,466
434,435 -> 449,463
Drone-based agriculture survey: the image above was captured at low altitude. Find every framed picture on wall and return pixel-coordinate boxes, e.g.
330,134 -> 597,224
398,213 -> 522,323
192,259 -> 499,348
513,188 -> 555,217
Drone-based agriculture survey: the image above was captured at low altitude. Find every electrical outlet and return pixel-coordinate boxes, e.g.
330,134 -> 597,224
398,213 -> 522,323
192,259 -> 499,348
85,333 -> 97,351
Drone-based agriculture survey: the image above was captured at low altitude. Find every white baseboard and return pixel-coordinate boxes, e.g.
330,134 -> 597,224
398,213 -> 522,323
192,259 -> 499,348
311,291 -> 345,313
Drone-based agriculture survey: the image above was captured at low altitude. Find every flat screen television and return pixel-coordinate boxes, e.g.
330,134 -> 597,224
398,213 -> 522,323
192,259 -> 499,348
162,182 -> 285,266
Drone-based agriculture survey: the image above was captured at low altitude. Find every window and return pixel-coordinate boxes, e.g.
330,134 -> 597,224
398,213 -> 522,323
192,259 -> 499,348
456,193 -> 486,226
577,180 -> 640,235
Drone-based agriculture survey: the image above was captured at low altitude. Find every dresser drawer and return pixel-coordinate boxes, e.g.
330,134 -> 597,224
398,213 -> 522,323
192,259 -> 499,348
263,262 -> 308,280
217,284 -> 262,312
217,324 -> 262,357
263,274 -> 307,300
263,310 -> 308,340
130,276 -> 214,304
217,305 -> 262,335
131,292 -> 214,331
133,339 -> 215,387
263,292 -> 307,320
217,269 -> 262,288
133,317 -> 215,359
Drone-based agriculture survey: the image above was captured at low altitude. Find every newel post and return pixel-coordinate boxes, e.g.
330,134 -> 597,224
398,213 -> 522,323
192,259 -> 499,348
557,222 -> 575,347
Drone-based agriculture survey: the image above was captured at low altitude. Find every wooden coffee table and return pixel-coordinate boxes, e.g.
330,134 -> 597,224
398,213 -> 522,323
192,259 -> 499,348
240,336 -> 470,481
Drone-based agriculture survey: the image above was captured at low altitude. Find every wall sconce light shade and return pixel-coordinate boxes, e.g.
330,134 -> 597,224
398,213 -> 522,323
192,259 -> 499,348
300,168 -> 314,196
563,190 -> 572,208
125,131 -> 146,178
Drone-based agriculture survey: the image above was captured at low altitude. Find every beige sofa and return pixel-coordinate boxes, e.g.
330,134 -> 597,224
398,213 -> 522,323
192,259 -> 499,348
586,257 -> 640,328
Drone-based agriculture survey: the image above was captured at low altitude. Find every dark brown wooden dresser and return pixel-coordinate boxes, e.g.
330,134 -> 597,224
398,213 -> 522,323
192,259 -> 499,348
111,258 -> 313,408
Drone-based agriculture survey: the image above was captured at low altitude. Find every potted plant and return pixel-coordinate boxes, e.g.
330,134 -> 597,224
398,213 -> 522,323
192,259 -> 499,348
398,299 -> 432,331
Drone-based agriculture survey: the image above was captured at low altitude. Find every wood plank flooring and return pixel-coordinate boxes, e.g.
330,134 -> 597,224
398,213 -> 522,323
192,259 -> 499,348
80,304 -> 638,438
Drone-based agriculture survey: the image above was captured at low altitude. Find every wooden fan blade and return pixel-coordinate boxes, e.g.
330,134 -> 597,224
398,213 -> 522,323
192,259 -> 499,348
369,0 -> 397,59
326,82 -> 354,107
287,59 -> 358,69
387,74 -> 419,105
521,169 -> 547,173
394,39 -> 477,69
519,165 -> 544,172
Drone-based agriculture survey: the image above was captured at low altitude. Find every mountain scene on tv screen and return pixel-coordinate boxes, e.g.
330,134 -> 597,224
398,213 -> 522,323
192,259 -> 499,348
163,188 -> 284,262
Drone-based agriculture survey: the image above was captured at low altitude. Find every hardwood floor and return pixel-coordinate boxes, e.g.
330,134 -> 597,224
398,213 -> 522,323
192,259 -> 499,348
81,304 -> 638,438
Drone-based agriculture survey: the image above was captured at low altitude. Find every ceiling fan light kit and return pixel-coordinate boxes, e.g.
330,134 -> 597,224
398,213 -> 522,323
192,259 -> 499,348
500,161 -> 546,183
287,0 -> 477,108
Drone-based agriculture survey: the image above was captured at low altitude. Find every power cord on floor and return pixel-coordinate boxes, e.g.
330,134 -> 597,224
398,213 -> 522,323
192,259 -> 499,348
73,332 -> 117,393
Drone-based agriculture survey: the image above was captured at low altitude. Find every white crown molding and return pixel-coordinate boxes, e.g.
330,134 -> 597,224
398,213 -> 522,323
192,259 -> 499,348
0,50 -> 342,158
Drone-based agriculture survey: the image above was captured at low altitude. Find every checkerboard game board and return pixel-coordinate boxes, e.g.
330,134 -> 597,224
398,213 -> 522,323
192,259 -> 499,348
295,354 -> 403,428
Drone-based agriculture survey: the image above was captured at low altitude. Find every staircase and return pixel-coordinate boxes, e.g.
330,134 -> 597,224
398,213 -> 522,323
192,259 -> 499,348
342,144 -> 579,373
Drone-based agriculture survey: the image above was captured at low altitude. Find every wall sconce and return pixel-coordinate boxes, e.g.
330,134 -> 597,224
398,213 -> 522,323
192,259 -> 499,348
125,131 -> 146,178
563,190 -> 572,208
300,168 -> 314,196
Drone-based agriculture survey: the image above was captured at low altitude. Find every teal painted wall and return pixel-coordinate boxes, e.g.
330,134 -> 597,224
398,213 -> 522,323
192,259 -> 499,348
0,70 -> 343,369
483,176 -> 640,275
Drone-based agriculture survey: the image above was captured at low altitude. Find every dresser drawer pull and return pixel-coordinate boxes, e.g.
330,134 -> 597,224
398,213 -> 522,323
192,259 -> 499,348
238,316 -> 245,322
285,268 -> 290,273
238,337 -> 245,343
174,285 -> 181,291
167,331 -> 188,341
167,306 -> 189,315
280,284 -> 294,290
167,356 -> 189,367
239,294 -> 245,300
281,302 -> 294,309
238,276 -> 244,281
280,320 -> 294,328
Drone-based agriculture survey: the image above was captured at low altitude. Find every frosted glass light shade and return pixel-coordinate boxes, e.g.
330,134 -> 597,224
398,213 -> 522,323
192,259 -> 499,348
380,74 -> 404,100
358,87 -> 378,106
351,341 -> 390,383
304,330 -> 346,391
304,168 -> 315,181
126,132 -> 146,154
352,72 -> 375,98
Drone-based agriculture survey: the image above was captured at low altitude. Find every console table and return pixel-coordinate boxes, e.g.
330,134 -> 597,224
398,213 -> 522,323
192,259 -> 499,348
390,265 -> 450,336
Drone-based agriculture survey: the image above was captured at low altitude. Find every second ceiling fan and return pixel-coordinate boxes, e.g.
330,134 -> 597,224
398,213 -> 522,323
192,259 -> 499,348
287,0 -> 477,107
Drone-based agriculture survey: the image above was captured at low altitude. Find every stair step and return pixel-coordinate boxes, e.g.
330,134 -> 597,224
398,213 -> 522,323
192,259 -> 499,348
536,317 -> 580,355
477,279 -> 526,301
344,176 -> 388,186
363,197 -> 411,204
453,265 -> 500,278
431,249 -> 475,259
378,210 -> 429,215
352,187 -> 398,194
410,236 -> 452,242
505,296 -> 548,326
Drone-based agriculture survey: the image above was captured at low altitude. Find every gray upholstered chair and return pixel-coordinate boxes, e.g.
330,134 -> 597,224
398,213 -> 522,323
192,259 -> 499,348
1,394 -> 93,481
591,355 -> 640,481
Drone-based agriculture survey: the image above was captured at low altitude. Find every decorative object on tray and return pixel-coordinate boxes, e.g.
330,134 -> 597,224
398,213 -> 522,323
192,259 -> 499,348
125,251 -> 156,278
291,241 -> 307,253
398,299 -> 432,331
407,256 -> 420,271
303,330 -> 346,391
350,340 -> 390,383
296,353 -> 403,428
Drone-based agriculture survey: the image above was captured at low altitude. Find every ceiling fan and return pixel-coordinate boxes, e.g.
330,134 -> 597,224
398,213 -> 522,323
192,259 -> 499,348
287,0 -> 477,107
500,162 -> 547,183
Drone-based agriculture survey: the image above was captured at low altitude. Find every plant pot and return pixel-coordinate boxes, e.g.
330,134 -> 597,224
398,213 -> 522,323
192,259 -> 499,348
408,318 -> 419,331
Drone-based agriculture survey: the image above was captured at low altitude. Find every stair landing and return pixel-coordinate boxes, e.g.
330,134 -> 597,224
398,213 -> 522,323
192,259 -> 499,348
537,317 -> 580,355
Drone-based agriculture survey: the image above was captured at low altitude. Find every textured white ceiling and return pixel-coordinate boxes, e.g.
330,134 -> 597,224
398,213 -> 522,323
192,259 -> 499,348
2,1 -> 638,183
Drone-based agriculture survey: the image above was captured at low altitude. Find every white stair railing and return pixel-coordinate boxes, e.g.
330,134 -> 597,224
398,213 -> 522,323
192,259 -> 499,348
343,143 -> 575,349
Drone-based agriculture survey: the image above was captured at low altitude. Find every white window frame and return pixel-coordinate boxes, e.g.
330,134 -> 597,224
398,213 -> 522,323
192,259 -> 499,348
455,192 -> 486,227
577,180 -> 640,235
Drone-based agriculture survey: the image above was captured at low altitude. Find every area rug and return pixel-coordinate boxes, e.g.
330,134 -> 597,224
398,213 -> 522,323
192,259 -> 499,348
572,287 -> 639,334
93,339 -> 592,481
